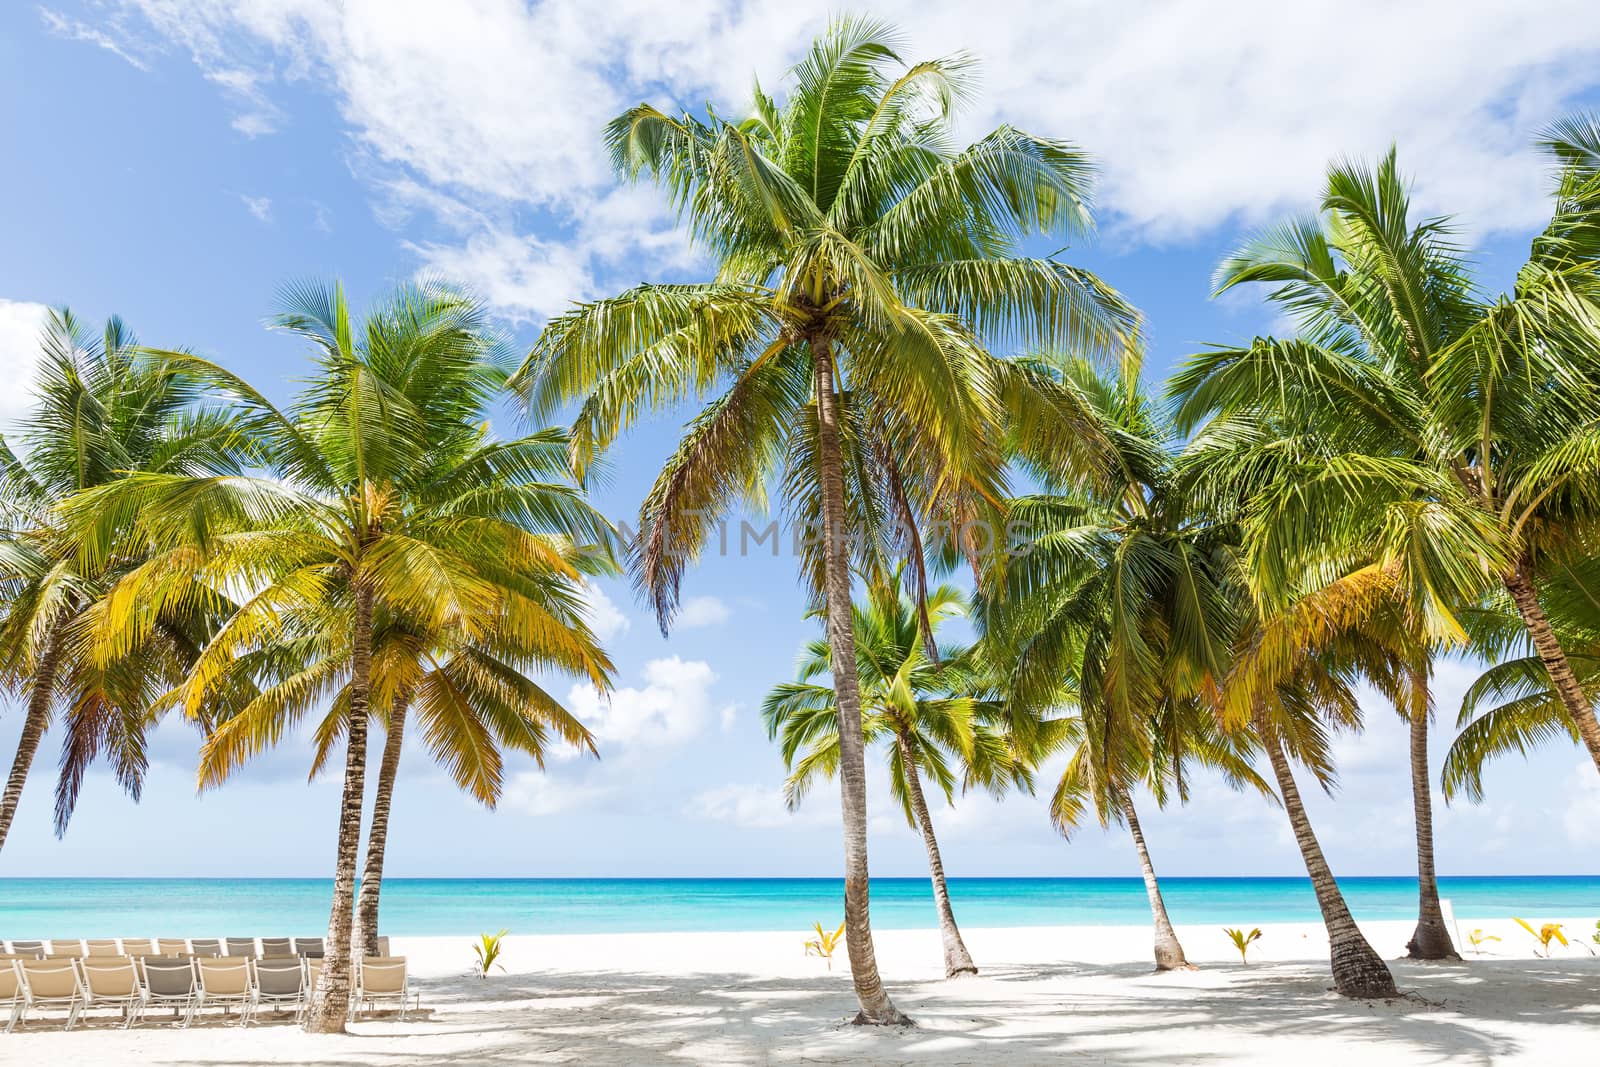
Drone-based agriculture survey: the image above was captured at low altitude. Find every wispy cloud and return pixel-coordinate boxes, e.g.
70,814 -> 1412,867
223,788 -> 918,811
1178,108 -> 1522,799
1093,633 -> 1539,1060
39,8 -> 150,71
240,194 -> 272,223
687,783 -> 833,830
677,595 -> 731,628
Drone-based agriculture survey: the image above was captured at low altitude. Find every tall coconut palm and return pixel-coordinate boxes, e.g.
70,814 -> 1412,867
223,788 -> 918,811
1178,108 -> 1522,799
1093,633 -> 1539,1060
1170,123 -> 1600,784
195,593 -> 609,957
518,16 -> 1137,1024
1165,137 -> 1600,959
0,309 -> 251,854
69,280 -> 616,1033
1172,410 -> 1465,963
1212,563 -> 1413,998
980,361 -> 1264,971
763,572 -> 1026,978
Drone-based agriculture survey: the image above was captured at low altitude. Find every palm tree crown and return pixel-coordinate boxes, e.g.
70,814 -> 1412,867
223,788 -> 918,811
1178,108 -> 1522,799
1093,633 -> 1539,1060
0,309 -> 254,847
68,280 -> 617,1032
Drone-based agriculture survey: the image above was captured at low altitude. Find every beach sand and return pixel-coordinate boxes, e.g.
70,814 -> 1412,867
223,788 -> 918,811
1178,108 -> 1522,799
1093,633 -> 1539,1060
2,916 -> 1595,1064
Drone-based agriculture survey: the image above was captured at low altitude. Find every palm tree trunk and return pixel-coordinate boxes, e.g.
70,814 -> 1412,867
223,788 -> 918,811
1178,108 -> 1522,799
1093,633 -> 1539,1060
354,693 -> 408,958
1254,707 -> 1397,998
1503,564 -> 1600,776
1403,664 -> 1458,960
812,335 -> 908,1026
0,623 -> 65,854
894,730 -> 977,977
1119,793 -> 1193,971
306,578 -> 374,1034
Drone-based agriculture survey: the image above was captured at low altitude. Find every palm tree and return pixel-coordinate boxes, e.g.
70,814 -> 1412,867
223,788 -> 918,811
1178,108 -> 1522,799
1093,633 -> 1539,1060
1214,564 -> 1409,998
193,600 -> 609,958
980,361 -> 1263,971
0,309 -> 251,853
1166,135 -> 1600,959
764,571 -> 1026,978
1169,123 -> 1600,783
518,15 -> 1137,1024
69,280 -> 616,1033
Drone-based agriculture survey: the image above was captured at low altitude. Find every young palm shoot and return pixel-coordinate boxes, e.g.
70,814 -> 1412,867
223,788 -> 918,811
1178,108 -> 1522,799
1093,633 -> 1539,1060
1224,927 -> 1262,964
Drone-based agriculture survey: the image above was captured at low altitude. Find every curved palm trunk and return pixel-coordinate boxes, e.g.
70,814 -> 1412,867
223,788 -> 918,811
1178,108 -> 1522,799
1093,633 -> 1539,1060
354,694 -> 408,958
0,624 -> 65,854
1403,666 -> 1458,960
306,579 -> 374,1034
1503,565 -> 1600,777
1254,708 -> 1397,998
1119,793 -> 1193,971
813,337 -> 908,1026
894,730 -> 977,977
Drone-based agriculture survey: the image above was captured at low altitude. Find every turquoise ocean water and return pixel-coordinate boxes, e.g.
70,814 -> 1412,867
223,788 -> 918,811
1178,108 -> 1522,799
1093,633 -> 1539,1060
0,876 -> 1596,938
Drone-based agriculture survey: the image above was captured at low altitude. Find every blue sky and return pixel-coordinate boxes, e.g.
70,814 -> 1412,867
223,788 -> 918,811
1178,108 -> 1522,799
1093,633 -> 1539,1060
3,1 -> 1600,880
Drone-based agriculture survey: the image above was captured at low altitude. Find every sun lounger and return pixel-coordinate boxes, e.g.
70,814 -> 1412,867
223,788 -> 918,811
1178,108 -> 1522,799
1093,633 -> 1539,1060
295,937 -> 324,958
189,939 -> 222,957
83,939 -> 120,957
225,937 -> 257,958
46,940 -> 81,956
6,941 -> 42,957
259,937 -> 295,958
80,957 -> 149,1028
194,958 -> 254,1025
353,956 -> 412,1020
15,958 -> 85,1030
156,939 -> 188,956
122,939 -> 157,956
0,961 -> 21,1033
139,957 -> 198,1028
250,958 -> 306,1023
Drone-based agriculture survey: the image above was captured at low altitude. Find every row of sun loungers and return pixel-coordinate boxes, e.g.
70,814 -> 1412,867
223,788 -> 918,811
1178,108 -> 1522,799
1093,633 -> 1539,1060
1,936 -> 389,959
0,952 -> 411,1031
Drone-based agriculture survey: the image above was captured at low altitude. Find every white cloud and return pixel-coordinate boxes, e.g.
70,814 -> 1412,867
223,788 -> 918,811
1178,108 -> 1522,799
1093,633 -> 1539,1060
405,228 -> 592,324
103,0 -> 1600,292
501,772 -> 613,817
566,656 -> 717,750
240,194 -> 273,222
0,300 -> 50,428
687,782 -> 832,829
580,584 -> 630,642
677,595 -> 731,628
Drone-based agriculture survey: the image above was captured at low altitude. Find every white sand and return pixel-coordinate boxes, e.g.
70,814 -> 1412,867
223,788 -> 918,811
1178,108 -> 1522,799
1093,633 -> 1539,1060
3,916 -> 1596,1064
